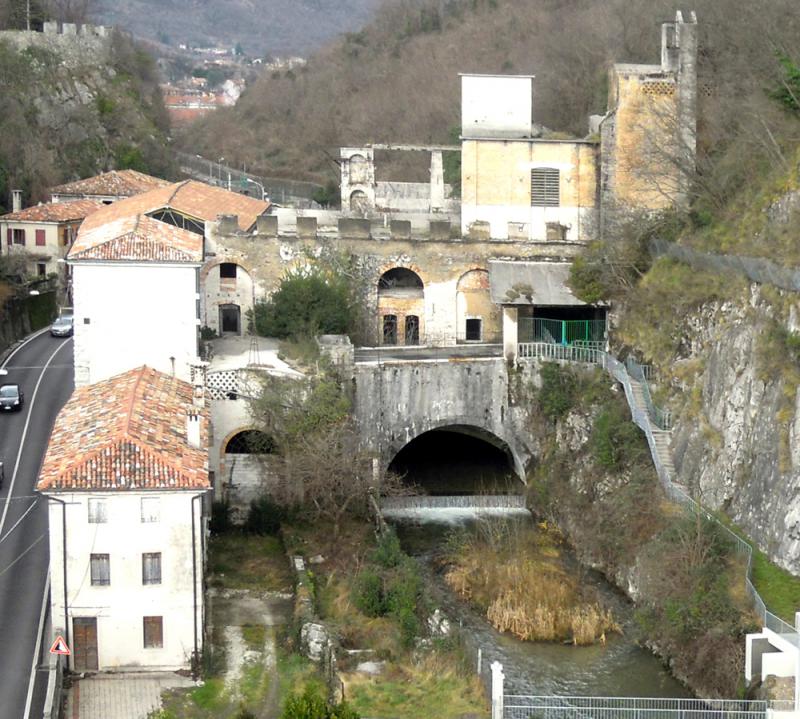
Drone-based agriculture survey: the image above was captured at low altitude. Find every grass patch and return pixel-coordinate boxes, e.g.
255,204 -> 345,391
241,624 -> 267,651
443,519 -> 619,645
189,679 -> 226,711
208,533 -> 294,592
751,550 -> 800,624
342,652 -> 488,719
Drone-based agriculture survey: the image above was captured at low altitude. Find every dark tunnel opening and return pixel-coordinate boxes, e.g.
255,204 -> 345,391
387,427 -> 517,495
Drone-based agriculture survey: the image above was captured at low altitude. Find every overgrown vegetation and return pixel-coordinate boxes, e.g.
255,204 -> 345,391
444,519 -> 619,645
282,519 -> 488,719
529,363 -> 757,697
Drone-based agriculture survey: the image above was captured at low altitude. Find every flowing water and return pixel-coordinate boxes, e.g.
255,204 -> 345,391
391,509 -> 692,699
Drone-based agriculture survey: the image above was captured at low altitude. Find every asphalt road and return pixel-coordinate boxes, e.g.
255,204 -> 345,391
0,330 -> 74,719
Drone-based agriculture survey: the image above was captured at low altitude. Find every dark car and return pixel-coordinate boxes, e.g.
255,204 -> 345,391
0,383 -> 23,411
50,315 -> 74,337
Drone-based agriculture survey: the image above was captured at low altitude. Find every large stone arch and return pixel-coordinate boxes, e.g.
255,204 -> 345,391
384,418 -> 526,482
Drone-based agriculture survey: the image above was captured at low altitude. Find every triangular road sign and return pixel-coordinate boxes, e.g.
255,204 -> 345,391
49,635 -> 70,655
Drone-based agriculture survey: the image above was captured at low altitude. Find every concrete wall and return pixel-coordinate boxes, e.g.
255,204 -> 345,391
46,491 -> 205,672
72,262 -> 200,386
353,357 -> 538,478
460,139 -> 598,240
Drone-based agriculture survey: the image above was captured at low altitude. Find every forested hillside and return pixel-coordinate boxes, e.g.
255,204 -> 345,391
183,0 -> 800,194
92,0 -> 384,56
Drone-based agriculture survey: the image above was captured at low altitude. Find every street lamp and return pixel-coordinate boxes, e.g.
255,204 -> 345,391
246,178 -> 267,201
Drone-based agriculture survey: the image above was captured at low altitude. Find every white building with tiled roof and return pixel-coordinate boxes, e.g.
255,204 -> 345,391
37,366 -> 211,673
1,197 -> 104,279
67,180 -> 270,386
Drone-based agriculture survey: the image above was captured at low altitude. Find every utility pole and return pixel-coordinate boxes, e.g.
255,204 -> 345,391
26,0 -> 31,30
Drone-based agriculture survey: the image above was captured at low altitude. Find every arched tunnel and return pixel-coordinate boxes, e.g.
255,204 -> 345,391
387,425 -> 520,495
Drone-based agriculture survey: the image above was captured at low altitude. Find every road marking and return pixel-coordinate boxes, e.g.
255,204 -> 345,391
23,573 -> 50,719
0,327 -> 51,371
0,497 -> 38,544
0,533 -> 45,578
0,337 -> 72,539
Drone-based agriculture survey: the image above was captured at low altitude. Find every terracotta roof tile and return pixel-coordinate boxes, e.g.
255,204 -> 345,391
79,179 -> 269,236
1,199 -> 104,223
69,214 -> 203,262
49,170 -> 170,198
37,366 -> 210,492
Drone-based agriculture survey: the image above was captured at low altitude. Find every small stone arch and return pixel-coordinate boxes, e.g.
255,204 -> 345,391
225,429 -> 275,454
377,267 -> 425,346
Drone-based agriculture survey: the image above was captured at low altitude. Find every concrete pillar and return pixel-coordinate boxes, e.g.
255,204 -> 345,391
502,307 -> 519,362
491,661 -> 504,719
430,150 -> 445,211
62,23 -> 77,35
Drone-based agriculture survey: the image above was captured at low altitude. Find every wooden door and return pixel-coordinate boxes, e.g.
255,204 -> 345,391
73,617 -> 98,671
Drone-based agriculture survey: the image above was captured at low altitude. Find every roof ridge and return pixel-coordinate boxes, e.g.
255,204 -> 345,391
124,366 -> 148,438
167,180 -> 191,206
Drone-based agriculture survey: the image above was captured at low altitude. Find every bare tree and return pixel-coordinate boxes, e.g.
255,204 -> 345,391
47,0 -> 91,24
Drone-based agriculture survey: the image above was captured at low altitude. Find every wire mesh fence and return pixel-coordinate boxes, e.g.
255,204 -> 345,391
650,239 -> 800,292
503,696 -> 770,719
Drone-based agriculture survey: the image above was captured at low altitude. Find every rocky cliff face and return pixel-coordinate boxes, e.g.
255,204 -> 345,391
668,285 -> 800,574
0,28 -> 171,207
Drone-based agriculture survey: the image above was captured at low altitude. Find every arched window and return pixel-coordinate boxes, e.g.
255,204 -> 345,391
378,268 -> 424,294
225,430 -> 275,454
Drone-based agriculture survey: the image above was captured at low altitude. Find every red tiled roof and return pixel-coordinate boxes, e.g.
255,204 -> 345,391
69,214 -> 203,262
1,199 -> 104,223
37,366 -> 210,492
79,179 -> 269,235
49,170 -> 170,199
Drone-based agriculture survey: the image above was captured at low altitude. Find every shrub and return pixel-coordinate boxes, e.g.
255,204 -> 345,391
352,570 -> 386,617
244,496 -> 285,536
591,401 -> 648,470
200,325 -> 217,340
281,686 -> 360,719
252,269 -> 354,339
371,529 -> 404,568
209,500 -> 233,535
537,363 -> 576,420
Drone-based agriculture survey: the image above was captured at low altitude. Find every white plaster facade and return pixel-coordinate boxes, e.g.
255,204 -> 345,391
44,491 -> 206,672
71,262 -> 201,386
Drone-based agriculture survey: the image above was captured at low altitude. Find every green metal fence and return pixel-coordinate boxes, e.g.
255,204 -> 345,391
518,318 -> 606,347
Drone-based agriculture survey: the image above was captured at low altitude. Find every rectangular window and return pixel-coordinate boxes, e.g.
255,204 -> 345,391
465,318 -> 482,341
219,262 -> 237,279
141,497 -> 160,523
142,552 -> 162,585
35,229 -> 46,246
12,228 -> 25,245
143,616 -> 163,648
90,554 -> 110,586
87,498 -> 107,524
531,168 -> 560,207
37,262 -> 47,277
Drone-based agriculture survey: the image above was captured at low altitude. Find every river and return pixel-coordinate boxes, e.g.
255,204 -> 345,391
390,510 -> 692,699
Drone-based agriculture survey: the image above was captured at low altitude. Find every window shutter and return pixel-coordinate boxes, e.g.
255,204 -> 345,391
531,169 -> 560,207
35,229 -> 46,246
143,616 -> 163,648
5,228 -> 10,246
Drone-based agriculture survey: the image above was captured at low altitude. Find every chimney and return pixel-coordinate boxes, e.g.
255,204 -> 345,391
11,190 -> 22,213
186,410 -> 202,449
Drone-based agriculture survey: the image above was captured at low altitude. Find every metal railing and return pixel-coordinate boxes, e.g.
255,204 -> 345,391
519,318 -> 607,347
516,345 -> 800,647
503,695 -> 770,719
517,342 -> 605,363
625,357 -> 672,430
